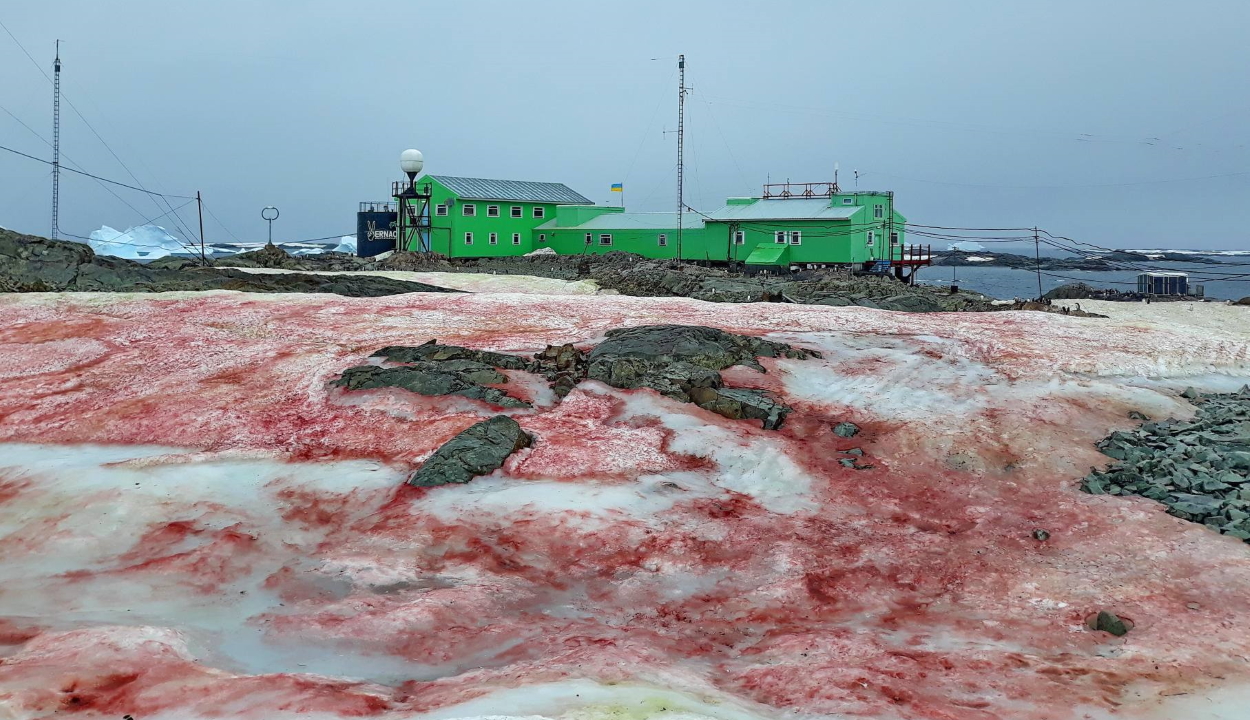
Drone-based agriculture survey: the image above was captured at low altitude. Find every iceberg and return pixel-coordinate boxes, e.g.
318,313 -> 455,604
332,234 -> 357,254
86,224 -> 195,260
946,240 -> 986,252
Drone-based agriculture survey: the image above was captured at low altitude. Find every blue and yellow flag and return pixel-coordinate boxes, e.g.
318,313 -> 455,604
610,183 -> 623,192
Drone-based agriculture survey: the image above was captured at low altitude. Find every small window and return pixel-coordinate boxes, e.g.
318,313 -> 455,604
585,232 -> 593,245
843,198 -> 854,205
874,205 -> 884,219
599,234 -> 613,246
788,230 -> 802,246
487,205 -> 500,218
658,234 -> 668,247
538,233 -> 547,243
890,231 -> 900,246
464,232 -> 474,245
733,230 -> 745,245
511,206 -> 522,218
512,233 -> 521,245
489,232 -> 498,245
463,204 -> 476,217
435,204 -> 448,216
866,230 -> 875,247
533,207 -> 545,219
775,231 -> 787,244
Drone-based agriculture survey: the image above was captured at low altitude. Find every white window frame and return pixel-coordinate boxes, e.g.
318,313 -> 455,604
658,233 -> 668,247
775,231 -> 787,244
585,232 -> 593,245
487,205 -> 500,218
538,233 -> 547,243
788,230 -> 802,246
510,206 -> 523,218
843,198 -> 854,205
874,205 -> 884,219
435,204 -> 448,216
463,204 -> 476,217
890,231 -> 900,246
464,232 -> 474,245
867,230 -> 875,247
599,234 -> 613,246
733,230 -> 745,245
489,232 -> 499,245
533,206 -> 545,219
512,232 -> 521,245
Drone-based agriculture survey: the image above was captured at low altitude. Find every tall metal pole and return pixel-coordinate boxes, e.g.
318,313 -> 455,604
51,40 -> 61,239
196,191 -> 206,264
676,54 -> 686,262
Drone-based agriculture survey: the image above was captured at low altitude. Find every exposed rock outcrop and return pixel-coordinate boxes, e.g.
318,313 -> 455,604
1081,386 -> 1250,540
332,342 -> 531,409
0,230 -> 459,297
585,324 -> 819,428
407,415 -> 532,487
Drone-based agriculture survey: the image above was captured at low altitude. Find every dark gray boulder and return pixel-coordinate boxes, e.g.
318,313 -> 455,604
408,415 -> 532,487
833,422 -> 861,438
530,343 -> 589,398
689,386 -> 791,430
330,365 -> 529,408
374,340 -> 529,370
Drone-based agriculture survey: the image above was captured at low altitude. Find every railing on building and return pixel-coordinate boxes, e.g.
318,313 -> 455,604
359,201 -> 397,213
761,181 -> 841,199
893,244 -> 932,266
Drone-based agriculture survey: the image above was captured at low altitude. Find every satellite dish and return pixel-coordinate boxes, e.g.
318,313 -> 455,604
400,149 -> 424,177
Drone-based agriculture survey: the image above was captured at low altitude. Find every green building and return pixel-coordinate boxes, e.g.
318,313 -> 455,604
416,175 -> 593,258
390,175 -> 922,272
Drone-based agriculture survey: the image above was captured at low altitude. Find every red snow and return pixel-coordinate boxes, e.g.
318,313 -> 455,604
1,291 -> 1249,719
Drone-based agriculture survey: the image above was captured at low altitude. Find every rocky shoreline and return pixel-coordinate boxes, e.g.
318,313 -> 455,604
932,249 -> 1227,270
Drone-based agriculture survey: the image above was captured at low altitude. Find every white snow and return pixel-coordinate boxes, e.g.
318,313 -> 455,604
86,224 -> 193,259
965,255 -> 995,262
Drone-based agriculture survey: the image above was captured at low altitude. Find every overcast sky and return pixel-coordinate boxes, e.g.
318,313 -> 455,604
2,0 -> 1248,249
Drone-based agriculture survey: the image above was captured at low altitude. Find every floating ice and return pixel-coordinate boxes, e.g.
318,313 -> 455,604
86,224 -> 193,259
946,240 -> 986,251
332,235 -> 358,254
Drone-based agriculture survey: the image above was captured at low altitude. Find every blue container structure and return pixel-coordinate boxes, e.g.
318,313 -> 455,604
356,202 -> 398,258
1136,272 -> 1189,296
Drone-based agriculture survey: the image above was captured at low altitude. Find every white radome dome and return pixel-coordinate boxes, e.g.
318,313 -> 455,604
400,149 -> 424,175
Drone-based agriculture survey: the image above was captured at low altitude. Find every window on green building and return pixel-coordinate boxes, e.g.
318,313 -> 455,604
584,233 -> 592,245
511,206 -> 522,218
789,231 -> 802,245
843,198 -> 854,205
774,231 -> 786,244
599,234 -> 613,246
489,232 -> 498,245
874,205 -> 884,219
463,204 -> 476,217
538,233 -> 547,243
891,231 -> 900,246
435,204 -> 448,216
733,230 -> 745,245
487,205 -> 500,218
512,233 -> 521,245
866,230 -> 875,247
465,232 -> 474,244
533,207 -> 545,219
658,234 -> 668,246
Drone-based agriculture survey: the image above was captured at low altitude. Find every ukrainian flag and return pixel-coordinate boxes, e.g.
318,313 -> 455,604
610,183 -> 623,192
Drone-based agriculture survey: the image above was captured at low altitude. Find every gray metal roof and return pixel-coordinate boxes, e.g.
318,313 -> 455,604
536,212 -> 702,231
429,175 -> 593,205
703,199 -> 864,222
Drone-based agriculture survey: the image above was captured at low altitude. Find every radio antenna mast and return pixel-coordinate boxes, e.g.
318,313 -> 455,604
676,54 -> 687,262
51,40 -> 62,239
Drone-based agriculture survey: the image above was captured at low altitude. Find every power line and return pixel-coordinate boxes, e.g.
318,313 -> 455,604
0,143 -> 194,198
